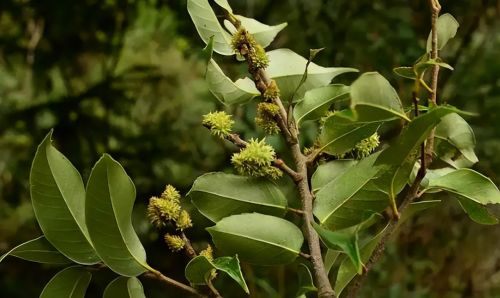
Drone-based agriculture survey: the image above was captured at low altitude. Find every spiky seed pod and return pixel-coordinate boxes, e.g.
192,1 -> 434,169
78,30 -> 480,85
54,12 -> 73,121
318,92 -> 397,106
231,28 -> 269,71
164,234 -> 185,252
161,185 -> 181,203
231,138 -> 282,179
354,133 -> 380,159
249,44 -> 269,71
255,102 -> 281,135
147,196 -> 181,228
263,80 -> 280,101
199,244 -> 214,261
175,210 -> 193,231
202,111 -> 234,138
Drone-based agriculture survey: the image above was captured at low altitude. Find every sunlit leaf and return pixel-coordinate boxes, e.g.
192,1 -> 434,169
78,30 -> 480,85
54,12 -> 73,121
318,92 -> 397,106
293,85 -> 350,125
311,160 -> 357,192
224,16 -> 287,48
435,113 -> 478,164
426,13 -> 459,52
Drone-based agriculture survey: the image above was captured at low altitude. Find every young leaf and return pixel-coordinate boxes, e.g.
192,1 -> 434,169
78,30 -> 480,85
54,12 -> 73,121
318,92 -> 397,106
40,266 -> 91,298
266,49 -> 358,101
206,59 -> 260,105
85,154 -> 147,277
30,131 -> 99,265
393,67 -> 416,80
435,113 -> 478,164
293,84 -> 350,125
425,168 -> 500,205
311,160 -> 358,192
456,197 -> 499,225
188,172 -> 288,222
0,236 -> 72,265
318,111 -> 380,157
187,0 -> 233,55
296,264 -> 317,297
312,223 -> 362,274
313,152 -> 388,230
207,213 -> 304,265
224,15 -> 287,48
426,13 -> 459,52
103,277 -> 146,298
350,72 -> 408,122
185,255 -> 249,294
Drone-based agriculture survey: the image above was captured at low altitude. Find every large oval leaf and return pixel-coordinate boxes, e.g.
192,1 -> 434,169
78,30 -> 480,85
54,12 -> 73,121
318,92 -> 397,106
426,13 -> 459,52
185,255 -> 249,294
293,84 -> 350,126
40,266 -> 91,298
30,131 -> 99,265
224,16 -> 287,49
350,72 -> 408,122
206,59 -> 260,105
207,213 -> 303,265
266,49 -> 357,102
188,172 -> 287,222
0,236 -> 72,265
103,277 -> 146,298
313,152 -> 387,230
318,111 -> 380,157
187,0 -> 233,55
86,154 -> 147,276
435,113 -> 478,163
456,197 -> 499,225
311,160 -> 358,192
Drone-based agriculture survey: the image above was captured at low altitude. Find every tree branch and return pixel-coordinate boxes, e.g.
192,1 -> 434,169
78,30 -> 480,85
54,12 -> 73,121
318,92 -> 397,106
144,268 -> 206,297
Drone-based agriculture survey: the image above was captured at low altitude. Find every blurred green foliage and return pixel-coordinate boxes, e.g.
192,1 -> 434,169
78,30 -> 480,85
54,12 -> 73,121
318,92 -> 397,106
0,0 -> 499,297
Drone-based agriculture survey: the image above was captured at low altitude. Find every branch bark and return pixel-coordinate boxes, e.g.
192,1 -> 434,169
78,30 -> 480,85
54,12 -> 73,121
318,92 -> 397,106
144,268 -> 206,297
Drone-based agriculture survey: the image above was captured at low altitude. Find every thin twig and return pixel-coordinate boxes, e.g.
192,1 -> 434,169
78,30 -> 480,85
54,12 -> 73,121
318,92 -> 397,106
181,232 -> 197,259
300,252 -> 312,259
144,268 -> 206,297
207,280 -> 223,298
287,207 -> 306,215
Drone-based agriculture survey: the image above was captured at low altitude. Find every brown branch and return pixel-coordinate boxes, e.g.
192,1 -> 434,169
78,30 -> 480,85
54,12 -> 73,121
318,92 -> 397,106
144,269 -> 206,297
181,232 -> 197,259
300,252 -> 312,259
226,16 -> 335,298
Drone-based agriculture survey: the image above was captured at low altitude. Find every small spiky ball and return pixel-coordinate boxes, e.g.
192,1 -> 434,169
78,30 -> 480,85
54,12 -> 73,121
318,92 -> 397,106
175,210 -> 193,231
231,139 -> 282,179
199,244 -> 214,261
231,28 -> 269,70
147,196 -> 181,228
161,185 -> 181,203
354,133 -> 380,159
202,111 -> 234,138
255,102 -> 280,135
263,80 -> 280,101
164,234 -> 185,252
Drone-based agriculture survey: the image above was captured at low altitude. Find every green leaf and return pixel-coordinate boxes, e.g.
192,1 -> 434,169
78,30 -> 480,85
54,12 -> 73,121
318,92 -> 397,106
350,72 -> 408,122
399,200 -> 442,224
224,16 -> 287,49
0,236 -> 72,265
188,172 -> 288,222
86,154 -> 147,276
206,59 -> 260,105
30,131 -> 99,265
324,250 -> 341,275
312,223 -> 362,274
318,111 -> 380,157
296,264 -> 317,297
293,84 -> 350,125
214,0 -> 232,13
103,277 -> 146,298
457,197 -> 499,225
373,153 -> 418,200
187,0 -> 233,55
201,36 -> 214,65
426,13 -> 459,52
313,152 -> 388,230
425,168 -> 500,205
40,266 -> 91,298
311,160 -> 358,192
376,105 -> 462,166
207,213 -> 304,265
185,255 -> 249,294
393,67 -> 416,80
435,113 -> 478,164
266,49 -> 358,101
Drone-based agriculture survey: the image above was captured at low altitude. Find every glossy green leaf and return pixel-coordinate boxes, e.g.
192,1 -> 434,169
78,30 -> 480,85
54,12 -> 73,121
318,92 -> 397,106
206,59 -> 260,105
266,49 -> 358,101
30,131 -> 99,265
311,160 -> 358,192
207,213 -> 303,265
224,16 -> 287,49
313,152 -> 388,230
425,168 -> 500,205
296,264 -> 317,297
103,277 -> 146,298
293,84 -> 350,125
457,197 -> 499,225
187,0 -> 233,55
312,223 -> 362,274
374,153 -> 417,199
435,113 -> 478,164
426,13 -> 459,52
40,266 -> 91,298
393,67 -> 416,80
185,255 -> 249,294
318,111 -> 380,157
324,250 -> 341,275
376,105 -> 462,166
0,236 -> 72,265
86,154 -> 147,276
350,72 -> 408,122
188,172 -> 288,222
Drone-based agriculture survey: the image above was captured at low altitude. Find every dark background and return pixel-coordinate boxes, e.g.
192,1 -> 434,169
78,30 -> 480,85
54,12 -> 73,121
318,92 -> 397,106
0,0 -> 499,297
